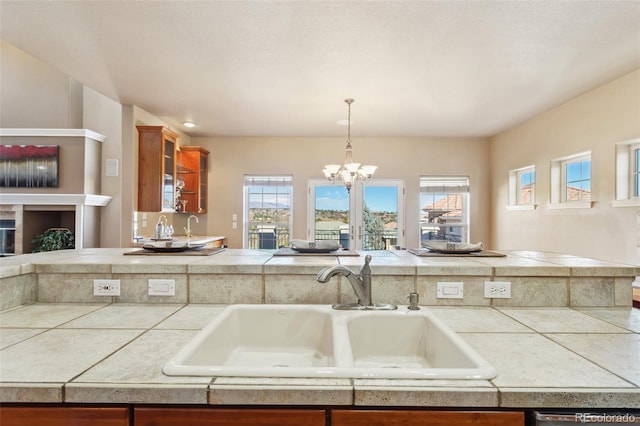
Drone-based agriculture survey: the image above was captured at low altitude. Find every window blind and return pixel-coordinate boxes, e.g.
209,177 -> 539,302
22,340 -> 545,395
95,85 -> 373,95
419,176 -> 469,193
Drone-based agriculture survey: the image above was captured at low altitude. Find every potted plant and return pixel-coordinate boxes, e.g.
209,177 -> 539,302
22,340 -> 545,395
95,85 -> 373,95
31,227 -> 75,252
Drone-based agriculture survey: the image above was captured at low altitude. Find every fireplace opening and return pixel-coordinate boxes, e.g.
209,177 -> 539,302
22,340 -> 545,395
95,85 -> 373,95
0,219 -> 16,256
23,208 -> 75,253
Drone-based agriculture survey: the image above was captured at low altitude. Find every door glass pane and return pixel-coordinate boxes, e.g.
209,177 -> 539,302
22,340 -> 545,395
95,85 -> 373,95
362,186 -> 398,250
162,138 -> 175,211
314,186 -> 350,249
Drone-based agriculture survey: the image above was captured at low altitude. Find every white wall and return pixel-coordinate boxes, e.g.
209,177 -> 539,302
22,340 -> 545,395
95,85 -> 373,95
490,69 -> 640,265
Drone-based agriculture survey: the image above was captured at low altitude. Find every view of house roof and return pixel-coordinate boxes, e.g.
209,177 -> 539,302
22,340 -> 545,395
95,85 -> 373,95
422,194 -> 463,213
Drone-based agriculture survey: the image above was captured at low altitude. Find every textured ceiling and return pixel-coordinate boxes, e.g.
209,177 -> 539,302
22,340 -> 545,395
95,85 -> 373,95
1,1 -> 639,138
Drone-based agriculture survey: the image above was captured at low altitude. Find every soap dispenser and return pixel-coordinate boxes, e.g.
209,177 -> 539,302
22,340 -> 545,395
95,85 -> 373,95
154,215 -> 167,239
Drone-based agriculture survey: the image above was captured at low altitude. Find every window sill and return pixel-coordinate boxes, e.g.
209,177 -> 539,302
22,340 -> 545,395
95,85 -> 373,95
547,201 -> 593,210
506,204 -> 537,211
611,199 -> 640,207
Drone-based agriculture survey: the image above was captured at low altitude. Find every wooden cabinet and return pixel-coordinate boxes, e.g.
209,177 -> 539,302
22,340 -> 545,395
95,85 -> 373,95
134,407 -> 326,426
177,146 -> 209,213
0,405 -> 130,426
331,410 -> 525,426
137,126 -> 178,212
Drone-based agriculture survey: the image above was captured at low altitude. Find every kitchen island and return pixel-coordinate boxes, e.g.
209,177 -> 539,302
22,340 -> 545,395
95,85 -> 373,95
0,249 -> 638,424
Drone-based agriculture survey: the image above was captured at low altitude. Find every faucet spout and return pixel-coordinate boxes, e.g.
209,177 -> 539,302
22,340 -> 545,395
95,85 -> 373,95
184,215 -> 199,238
316,255 -> 373,307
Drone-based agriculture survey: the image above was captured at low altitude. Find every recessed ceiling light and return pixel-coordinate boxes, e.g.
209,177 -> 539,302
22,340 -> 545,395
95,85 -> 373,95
183,121 -> 196,128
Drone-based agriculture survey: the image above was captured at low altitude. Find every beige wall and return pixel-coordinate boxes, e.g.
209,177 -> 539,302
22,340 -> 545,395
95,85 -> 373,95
0,40 -> 81,128
0,40 -> 125,248
490,69 -> 640,265
4,40 -> 639,263
190,136 -> 491,249
83,86 -> 124,248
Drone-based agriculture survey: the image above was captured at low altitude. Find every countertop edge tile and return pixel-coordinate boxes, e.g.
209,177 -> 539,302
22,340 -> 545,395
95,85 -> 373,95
0,383 -> 64,403
64,383 -> 209,405
498,387 -> 640,408
208,384 -> 353,406
353,386 -> 499,407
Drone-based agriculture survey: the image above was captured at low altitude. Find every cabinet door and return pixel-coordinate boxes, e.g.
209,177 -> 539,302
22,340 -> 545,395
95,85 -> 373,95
332,410 -> 524,426
137,125 -> 178,212
177,146 -> 209,213
0,406 -> 129,426
135,407 -> 326,426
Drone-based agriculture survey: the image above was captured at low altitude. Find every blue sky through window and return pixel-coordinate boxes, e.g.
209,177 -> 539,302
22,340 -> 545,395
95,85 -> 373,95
315,186 -> 398,212
566,160 -> 591,190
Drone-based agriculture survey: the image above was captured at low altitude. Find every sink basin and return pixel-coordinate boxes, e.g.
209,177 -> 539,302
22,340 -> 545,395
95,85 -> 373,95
339,310 -> 496,379
143,240 -> 206,252
163,305 -> 340,377
163,305 -> 496,380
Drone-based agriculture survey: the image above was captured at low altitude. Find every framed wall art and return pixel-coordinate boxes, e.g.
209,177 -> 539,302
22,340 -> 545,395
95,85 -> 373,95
0,145 -> 59,188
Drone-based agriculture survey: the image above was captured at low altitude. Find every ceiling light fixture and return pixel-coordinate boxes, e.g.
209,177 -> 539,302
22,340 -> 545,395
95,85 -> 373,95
322,98 -> 377,193
182,121 -> 196,128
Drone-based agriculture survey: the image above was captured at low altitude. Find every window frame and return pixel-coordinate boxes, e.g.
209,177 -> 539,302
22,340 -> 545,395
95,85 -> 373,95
549,151 -> 592,209
306,179 -> 405,250
507,165 -> 536,210
419,176 -> 470,244
613,138 -> 640,207
632,143 -> 640,198
243,175 -> 293,249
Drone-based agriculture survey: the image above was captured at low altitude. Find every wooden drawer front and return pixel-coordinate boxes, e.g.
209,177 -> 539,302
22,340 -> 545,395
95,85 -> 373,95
134,407 -> 326,426
0,406 -> 130,426
331,410 -> 525,426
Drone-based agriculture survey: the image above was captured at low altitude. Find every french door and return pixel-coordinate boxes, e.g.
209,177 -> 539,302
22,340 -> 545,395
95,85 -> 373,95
308,179 -> 404,250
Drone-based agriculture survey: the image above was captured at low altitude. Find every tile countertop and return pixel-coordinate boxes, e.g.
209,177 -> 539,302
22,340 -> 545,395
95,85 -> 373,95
0,303 -> 638,409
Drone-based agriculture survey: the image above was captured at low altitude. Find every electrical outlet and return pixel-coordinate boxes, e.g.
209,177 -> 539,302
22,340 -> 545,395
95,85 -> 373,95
148,279 -> 176,296
93,279 -> 121,296
436,281 -> 464,299
484,281 -> 511,298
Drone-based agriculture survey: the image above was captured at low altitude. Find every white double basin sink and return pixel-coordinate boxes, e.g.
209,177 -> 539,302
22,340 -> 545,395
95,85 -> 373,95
163,304 -> 496,380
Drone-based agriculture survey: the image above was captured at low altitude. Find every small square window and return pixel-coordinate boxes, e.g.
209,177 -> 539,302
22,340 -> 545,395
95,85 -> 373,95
550,152 -> 592,209
563,157 -> 590,202
508,166 -> 535,210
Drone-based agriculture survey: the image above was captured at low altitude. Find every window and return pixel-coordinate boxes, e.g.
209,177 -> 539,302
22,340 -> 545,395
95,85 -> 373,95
550,152 -> 592,209
307,179 -> 404,250
508,166 -> 535,209
243,175 -> 292,249
563,155 -> 591,202
613,138 -> 640,207
634,144 -> 640,197
419,176 -> 469,244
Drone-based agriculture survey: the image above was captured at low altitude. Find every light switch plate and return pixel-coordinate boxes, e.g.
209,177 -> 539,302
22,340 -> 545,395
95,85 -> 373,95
436,281 -> 464,299
148,279 -> 176,296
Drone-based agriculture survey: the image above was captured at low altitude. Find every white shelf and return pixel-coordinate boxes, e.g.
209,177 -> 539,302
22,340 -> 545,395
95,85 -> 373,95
0,128 -> 106,143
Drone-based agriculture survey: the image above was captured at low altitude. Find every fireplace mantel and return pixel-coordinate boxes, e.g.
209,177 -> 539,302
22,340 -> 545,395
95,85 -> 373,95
0,128 -> 105,142
0,194 -> 111,206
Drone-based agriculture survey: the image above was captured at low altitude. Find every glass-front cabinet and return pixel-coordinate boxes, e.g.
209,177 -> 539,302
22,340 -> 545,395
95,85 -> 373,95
176,146 -> 209,213
137,126 -> 178,212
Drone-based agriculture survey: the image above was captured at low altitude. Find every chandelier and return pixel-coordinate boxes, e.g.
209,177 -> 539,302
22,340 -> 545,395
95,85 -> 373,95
322,98 -> 377,193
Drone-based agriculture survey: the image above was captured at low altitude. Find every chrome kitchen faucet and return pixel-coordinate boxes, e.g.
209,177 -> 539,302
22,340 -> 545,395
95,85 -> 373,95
316,255 -> 397,310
